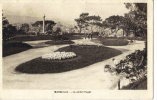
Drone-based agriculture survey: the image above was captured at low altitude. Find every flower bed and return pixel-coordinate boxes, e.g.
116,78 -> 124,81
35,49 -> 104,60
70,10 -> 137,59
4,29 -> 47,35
77,42 -> 103,46
41,51 -> 76,60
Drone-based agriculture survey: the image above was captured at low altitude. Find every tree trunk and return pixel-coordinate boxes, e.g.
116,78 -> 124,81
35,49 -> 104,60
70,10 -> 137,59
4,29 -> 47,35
79,27 -> 82,34
138,56 -> 144,66
123,28 -> 124,38
118,79 -> 120,90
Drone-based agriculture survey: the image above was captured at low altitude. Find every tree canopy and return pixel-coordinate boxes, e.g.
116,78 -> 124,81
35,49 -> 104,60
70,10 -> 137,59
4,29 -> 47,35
32,20 -> 56,27
86,15 -> 102,33
103,15 -> 124,30
74,13 -> 89,33
32,20 -> 56,32
124,3 -> 147,37
2,10 -> 17,41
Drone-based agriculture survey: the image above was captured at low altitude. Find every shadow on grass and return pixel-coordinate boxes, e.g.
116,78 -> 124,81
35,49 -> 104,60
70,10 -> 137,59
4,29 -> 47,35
15,45 -> 122,74
3,41 -> 32,57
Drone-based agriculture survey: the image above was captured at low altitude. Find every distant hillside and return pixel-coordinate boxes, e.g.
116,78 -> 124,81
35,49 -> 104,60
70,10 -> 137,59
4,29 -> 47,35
5,15 -> 76,25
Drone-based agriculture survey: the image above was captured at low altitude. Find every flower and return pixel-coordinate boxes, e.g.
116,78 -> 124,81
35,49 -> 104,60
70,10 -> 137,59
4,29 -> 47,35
77,42 -> 103,46
42,51 -> 77,60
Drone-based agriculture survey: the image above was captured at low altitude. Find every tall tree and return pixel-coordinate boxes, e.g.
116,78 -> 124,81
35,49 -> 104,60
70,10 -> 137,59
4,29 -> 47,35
124,3 -> 147,37
32,20 -> 56,32
102,15 -> 124,35
2,10 -> 17,41
74,13 -> 89,33
20,23 -> 29,33
95,22 -> 104,35
86,15 -> 102,34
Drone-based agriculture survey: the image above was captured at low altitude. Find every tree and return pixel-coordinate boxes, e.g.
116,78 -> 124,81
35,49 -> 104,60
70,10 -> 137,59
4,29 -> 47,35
102,15 -> 124,36
114,3 -> 148,86
32,20 -> 56,32
74,13 -> 89,33
55,27 -> 61,34
69,27 -> 75,33
20,23 -> 29,33
2,10 -> 17,41
124,3 -> 147,37
86,15 -> 102,34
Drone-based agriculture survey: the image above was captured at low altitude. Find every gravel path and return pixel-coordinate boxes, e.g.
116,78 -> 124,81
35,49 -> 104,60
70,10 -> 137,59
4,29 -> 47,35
3,39 -> 145,89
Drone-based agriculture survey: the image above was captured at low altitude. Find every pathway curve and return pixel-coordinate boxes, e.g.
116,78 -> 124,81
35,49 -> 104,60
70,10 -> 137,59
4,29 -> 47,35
3,39 -> 145,89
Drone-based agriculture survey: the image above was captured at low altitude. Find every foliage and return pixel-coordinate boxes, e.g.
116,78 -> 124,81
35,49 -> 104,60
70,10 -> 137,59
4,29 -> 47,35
114,4 -> 148,86
75,13 -> 103,37
115,48 -> 147,83
124,3 -> 147,37
55,27 -> 61,34
19,23 -> 29,33
86,15 -> 102,34
2,11 -> 17,41
74,13 -> 89,33
32,20 -> 56,27
100,3 -> 147,37
103,15 -> 124,30
32,20 -> 56,32
122,76 -> 147,90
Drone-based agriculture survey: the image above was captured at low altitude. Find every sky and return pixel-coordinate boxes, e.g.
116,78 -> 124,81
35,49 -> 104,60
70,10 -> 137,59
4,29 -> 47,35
2,2 -> 130,24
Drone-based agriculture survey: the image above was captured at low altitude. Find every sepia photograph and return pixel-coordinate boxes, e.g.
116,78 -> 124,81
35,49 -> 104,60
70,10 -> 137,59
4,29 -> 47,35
0,0 -> 153,99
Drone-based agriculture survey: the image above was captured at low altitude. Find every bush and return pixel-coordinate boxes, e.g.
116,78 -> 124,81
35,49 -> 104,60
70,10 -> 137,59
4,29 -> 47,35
122,76 -> 147,90
51,35 -> 69,41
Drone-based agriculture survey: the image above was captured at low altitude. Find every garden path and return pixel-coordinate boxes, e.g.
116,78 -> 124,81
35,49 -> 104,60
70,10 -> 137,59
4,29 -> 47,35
3,39 -> 145,90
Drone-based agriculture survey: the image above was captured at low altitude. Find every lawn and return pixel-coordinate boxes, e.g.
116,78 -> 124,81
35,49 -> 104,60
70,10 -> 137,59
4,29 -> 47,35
92,37 -> 129,46
3,41 -> 32,57
9,35 -> 83,42
45,40 -> 74,45
15,45 -> 122,74
3,35 -> 82,57
9,35 -> 52,41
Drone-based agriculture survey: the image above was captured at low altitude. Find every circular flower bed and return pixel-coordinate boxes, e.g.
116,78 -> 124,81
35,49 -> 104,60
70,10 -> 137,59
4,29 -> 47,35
41,51 -> 76,60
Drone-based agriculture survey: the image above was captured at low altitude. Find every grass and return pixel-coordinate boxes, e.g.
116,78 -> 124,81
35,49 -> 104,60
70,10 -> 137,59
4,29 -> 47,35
92,37 -> 129,46
9,35 -> 52,41
3,41 -> 32,57
9,35 -> 83,42
122,76 -> 147,90
15,45 -> 122,74
3,35 -> 82,57
45,40 -> 74,45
